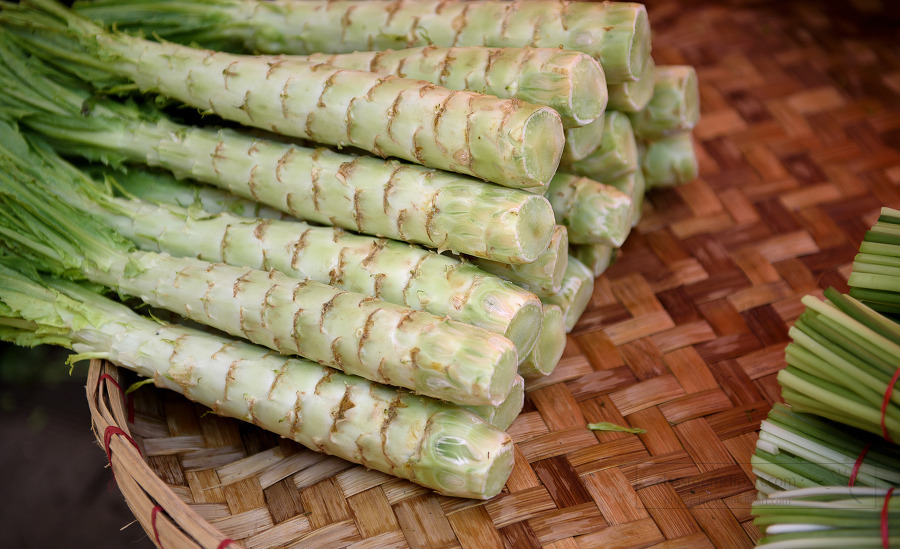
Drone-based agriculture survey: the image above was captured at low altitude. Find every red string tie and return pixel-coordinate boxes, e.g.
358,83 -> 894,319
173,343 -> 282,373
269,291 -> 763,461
151,505 -> 164,548
849,442 -> 872,487
102,426 -> 142,465
98,373 -> 135,423
880,368 -> 900,442
882,487 -> 895,549
217,539 -> 236,549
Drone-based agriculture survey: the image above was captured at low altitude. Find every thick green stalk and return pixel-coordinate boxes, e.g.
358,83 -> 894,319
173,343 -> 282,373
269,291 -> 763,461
560,111 -> 638,182
629,65 -> 700,140
609,168 -> 646,227
471,225 -> 569,298
546,173 -> 634,246
302,46 -> 606,128
74,0 -> 652,83
570,244 -> 617,278
3,0 -> 565,188
0,264 -> 513,499
0,39 -> 555,263
641,132 -> 698,187
561,112 -> 606,163
0,157 -> 518,406
543,256 -> 594,333
518,304 -> 566,378
42,161 -> 543,359
607,58 -> 655,113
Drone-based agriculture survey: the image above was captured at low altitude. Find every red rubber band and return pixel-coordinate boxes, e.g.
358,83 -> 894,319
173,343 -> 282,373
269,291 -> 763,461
882,487 -> 894,549
881,369 -> 900,442
217,539 -> 235,549
151,505 -> 163,548
849,443 -> 872,487
99,373 -> 135,423
103,426 -> 141,465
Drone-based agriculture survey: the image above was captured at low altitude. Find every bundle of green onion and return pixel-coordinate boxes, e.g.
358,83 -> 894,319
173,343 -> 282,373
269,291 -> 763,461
850,207 -> 900,315
753,487 -> 900,548
780,289 -> 900,441
753,403 -> 900,495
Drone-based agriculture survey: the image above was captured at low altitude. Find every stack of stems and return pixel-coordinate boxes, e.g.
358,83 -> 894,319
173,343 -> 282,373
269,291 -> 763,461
0,262 -> 514,499
19,145 -> 544,361
0,128 -> 520,407
73,0 -> 653,83
0,32 -> 557,264
2,0 -> 566,189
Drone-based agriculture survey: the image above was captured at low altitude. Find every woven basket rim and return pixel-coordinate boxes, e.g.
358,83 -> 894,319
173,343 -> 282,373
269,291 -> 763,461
87,358 -> 241,549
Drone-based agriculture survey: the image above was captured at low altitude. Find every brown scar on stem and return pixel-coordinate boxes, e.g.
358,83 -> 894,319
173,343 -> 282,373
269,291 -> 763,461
379,394 -> 405,474
210,139 -> 227,177
314,369 -> 334,395
373,273 -> 386,299
401,253 -> 430,305
291,229 -> 312,270
330,246 -> 347,286
357,307 -> 381,366
222,60 -> 240,90
361,239 -> 386,267
330,385 -> 356,434
319,292 -> 343,334
423,189 -> 443,243
431,90 -> 455,158
382,165 -> 401,214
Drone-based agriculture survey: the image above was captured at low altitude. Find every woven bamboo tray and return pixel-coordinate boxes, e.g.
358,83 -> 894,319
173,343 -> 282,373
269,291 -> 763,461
84,0 -> 900,547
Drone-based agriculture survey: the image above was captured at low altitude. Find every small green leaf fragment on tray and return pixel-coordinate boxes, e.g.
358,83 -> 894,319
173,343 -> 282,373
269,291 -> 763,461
587,422 -> 646,434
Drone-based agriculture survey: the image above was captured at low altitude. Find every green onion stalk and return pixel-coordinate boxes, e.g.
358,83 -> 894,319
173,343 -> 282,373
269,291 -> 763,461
1,0 -> 565,189
849,207 -> 900,315
753,403 -> 900,496
0,32 -> 555,264
779,288 -> 900,442
73,0 -> 652,83
0,128 -> 519,407
0,261 -> 514,499
753,487 -> 900,548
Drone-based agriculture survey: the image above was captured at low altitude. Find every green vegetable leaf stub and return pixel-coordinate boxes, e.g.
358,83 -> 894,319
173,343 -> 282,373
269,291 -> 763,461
588,422 -> 647,434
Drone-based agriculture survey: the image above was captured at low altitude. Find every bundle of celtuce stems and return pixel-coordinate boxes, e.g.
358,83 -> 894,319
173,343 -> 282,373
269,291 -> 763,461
0,0 -> 705,498
752,211 -> 900,545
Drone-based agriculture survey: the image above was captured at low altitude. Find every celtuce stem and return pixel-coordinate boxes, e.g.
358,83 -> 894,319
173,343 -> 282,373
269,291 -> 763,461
0,151 -> 519,407
48,162 -> 544,359
546,173 -> 634,246
561,111 -> 638,182
544,256 -> 595,333
3,0 -> 565,188
302,46 -> 607,128
562,113 -> 606,163
0,264 -> 514,499
518,304 -> 567,377
74,0 -> 652,83
570,244 -> 617,278
608,58 -> 656,113
471,225 -> 569,298
0,36 -> 556,263
629,65 -> 700,140
641,132 -> 699,188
